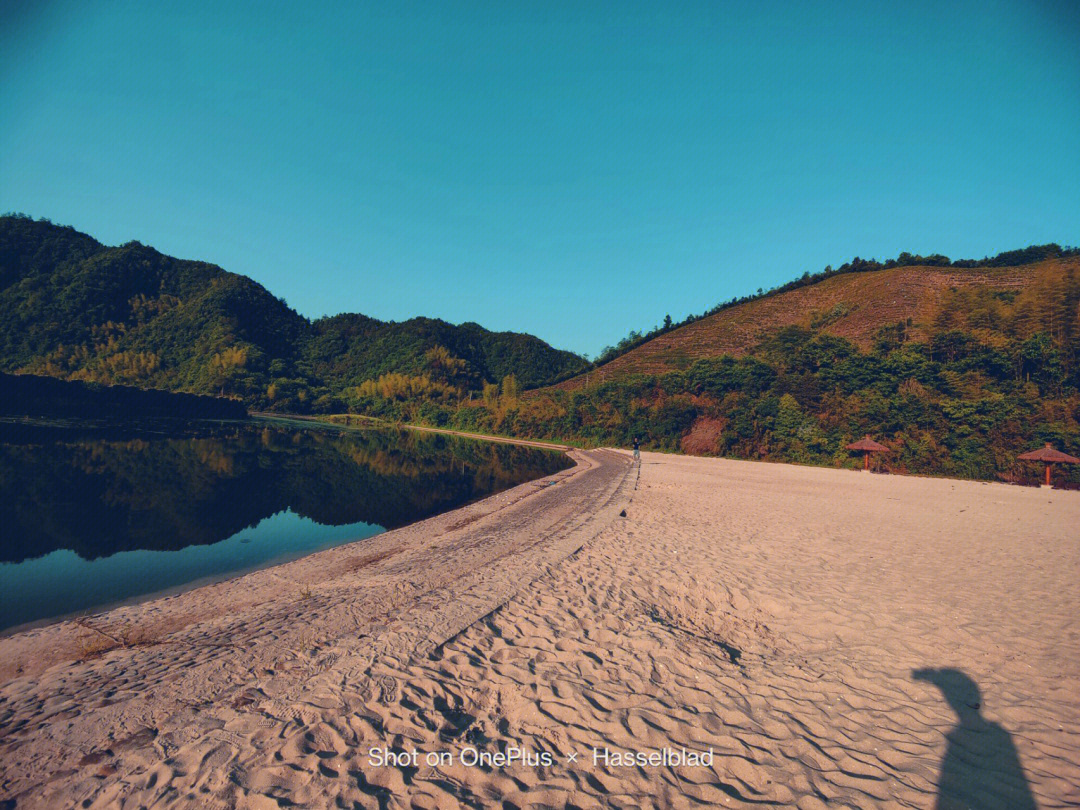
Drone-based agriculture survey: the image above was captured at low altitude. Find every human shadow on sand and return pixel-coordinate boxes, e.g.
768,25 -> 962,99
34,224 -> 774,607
912,668 -> 1036,810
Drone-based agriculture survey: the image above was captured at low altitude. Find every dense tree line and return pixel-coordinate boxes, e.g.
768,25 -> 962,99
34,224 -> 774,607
348,296 -> 1080,485
0,372 -> 247,420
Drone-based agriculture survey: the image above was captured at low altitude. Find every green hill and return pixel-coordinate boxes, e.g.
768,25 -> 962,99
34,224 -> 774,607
350,245 -> 1080,485
304,313 -> 584,390
6,213 -> 1079,483
0,216 -> 586,410
551,250 -> 1080,388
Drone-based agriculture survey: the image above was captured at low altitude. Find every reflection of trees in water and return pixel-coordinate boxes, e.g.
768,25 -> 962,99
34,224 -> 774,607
0,424 -> 570,562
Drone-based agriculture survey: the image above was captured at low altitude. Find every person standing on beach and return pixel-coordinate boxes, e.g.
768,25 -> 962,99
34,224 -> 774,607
632,436 -> 641,464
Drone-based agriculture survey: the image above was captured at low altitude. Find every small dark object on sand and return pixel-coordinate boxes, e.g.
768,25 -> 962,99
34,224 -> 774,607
619,509 -> 627,517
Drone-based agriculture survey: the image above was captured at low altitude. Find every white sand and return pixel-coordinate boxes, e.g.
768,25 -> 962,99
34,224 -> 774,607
1,450 -> 1077,809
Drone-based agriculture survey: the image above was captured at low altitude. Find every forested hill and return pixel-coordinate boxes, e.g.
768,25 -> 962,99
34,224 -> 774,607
331,241 -> 1079,484
0,216 -> 587,411
6,214 -> 1080,482
551,249 -> 1080,390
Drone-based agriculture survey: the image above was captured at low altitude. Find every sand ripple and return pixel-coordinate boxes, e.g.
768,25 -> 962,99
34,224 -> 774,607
2,451 -> 1078,808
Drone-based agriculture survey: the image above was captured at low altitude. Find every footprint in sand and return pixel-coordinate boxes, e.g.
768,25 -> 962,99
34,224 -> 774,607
377,674 -> 399,705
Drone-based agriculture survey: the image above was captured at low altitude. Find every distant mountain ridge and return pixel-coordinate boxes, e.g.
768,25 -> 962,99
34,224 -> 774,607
0,215 -> 587,410
551,250 -> 1080,390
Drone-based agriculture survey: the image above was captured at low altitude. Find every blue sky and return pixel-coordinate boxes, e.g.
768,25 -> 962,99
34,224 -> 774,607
2,1 -> 1078,357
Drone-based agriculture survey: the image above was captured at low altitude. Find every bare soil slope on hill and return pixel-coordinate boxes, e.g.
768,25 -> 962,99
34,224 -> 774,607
552,257 -> 1080,389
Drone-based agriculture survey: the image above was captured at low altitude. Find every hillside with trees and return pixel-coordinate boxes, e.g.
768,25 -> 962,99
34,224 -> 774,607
4,214 -> 1078,483
346,248 -> 1080,485
0,215 -> 587,411
554,248 -> 1080,387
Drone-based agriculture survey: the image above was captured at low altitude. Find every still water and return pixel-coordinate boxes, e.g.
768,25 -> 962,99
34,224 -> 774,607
0,419 -> 571,632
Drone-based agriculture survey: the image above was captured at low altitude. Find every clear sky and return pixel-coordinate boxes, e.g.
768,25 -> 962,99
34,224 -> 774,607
2,1 -> 1078,357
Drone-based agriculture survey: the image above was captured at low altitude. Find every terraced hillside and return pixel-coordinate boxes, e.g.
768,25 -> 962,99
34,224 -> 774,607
552,256 -> 1080,389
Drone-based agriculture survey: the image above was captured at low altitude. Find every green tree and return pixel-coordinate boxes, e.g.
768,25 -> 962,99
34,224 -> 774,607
776,393 -> 803,439
501,374 -> 519,401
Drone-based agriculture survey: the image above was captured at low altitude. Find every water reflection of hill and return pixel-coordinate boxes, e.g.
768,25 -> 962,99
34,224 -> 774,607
0,423 -> 570,562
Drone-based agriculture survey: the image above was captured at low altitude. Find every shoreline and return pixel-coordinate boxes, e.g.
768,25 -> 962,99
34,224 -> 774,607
254,412 -> 1080,490
0,448 -> 629,684
0,525 -> 383,641
2,451 -> 1077,808
251,412 -> 577,452
0,419 -> 578,639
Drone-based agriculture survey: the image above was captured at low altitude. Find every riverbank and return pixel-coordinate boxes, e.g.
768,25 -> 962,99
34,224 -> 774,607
0,448 -> 633,807
252,411 -> 578,451
2,452 -> 1078,808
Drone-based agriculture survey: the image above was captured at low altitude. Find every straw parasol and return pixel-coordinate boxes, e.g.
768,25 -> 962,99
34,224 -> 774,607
1017,443 -> 1080,488
846,435 -> 889,471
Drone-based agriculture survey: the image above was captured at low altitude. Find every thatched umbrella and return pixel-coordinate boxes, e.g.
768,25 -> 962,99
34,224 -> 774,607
846,435 -> 889,472
1017,443 -> 1080,488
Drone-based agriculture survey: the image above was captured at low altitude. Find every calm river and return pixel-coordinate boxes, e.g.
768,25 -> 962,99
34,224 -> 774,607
0,419 -> 570,632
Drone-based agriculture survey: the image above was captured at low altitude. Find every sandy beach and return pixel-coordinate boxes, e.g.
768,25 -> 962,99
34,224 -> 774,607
1,450 -> 1078,809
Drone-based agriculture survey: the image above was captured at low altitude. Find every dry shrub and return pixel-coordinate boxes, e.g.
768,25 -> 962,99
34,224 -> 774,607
75,630 -> 119,660
680,416 -> 727,455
